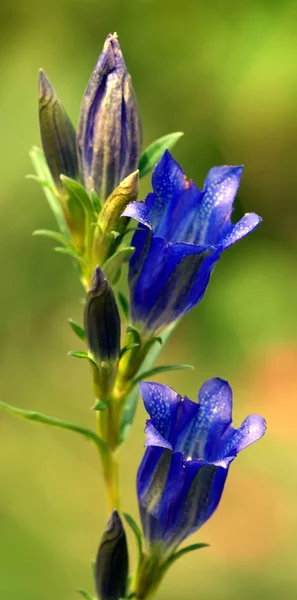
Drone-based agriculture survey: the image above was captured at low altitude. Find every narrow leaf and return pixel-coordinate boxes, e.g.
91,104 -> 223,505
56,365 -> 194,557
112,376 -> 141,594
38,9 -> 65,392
92,399 -> 110,411
33,229 -> 71,248
118,291 -> 129,321
77,590 -> 95,600
103,247 -> 135,286
123,513 -> 143,560
54,246 -> 86,265
126,326 -> 141,345
165,543 -> 209,570
119,343 -> 140,359
68,350 -> 97,368
0,400 -> 108,455
133,363 -> 194,384
29,146 -> 70,238
68,319 -> 86,342
138,132 -> 184,178
60,175 -> 95,220
90,189 -> 102,213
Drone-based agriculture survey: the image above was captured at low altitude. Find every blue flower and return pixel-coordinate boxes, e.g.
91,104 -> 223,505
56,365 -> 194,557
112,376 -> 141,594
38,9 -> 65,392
77,33 -> 142,201
123,151 -> 261,334
137,378 -> 266,556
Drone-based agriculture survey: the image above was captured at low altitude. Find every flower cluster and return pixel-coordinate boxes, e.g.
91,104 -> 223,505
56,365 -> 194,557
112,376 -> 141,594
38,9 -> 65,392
2,30 -> 267,600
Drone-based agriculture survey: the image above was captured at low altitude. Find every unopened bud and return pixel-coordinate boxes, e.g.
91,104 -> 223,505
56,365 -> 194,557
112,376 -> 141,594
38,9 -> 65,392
38,69 -> 78,188
95,510 -> 129,600
77,33 -> 142,201
84,266 -> 120,364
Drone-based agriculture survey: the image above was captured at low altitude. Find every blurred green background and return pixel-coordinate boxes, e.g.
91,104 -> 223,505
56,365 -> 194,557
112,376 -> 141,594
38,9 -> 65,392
1,0 -> 297,598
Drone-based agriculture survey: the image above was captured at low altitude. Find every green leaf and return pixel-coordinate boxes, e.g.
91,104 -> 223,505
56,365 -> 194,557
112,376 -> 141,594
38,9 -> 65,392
103,247 -> 135,286
138,132 -> 184,178
60,175 -> 95,220
29,146 -> 70,238
123,513 -> 143,560
133,363 -> 194,385
92,399 -> 110,411
126,326 -> 141,345
54,246 -> 86,265
33,228 -> 71,248
164,543 -> 209,570
119,343 -> 140,359
77,590 -> 95,600
120,322 -> 177,443
118,291 -> 129,321
68,319 -> 86,342
68,350 -> 97,369
0,400 -> 108,455
90,189 -> 102,213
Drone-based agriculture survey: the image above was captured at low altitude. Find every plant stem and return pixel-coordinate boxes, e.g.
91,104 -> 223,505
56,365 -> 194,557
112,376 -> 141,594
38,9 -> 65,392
101,447 -> 120,513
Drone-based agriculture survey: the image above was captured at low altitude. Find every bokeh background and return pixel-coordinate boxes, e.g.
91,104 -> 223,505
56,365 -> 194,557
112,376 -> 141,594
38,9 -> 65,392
1,0 -> 297,598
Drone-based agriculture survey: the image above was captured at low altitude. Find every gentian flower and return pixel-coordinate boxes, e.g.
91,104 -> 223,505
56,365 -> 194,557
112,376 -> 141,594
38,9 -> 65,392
137,378 -> 266,557
123,151 -> 262,334
77,33 -> 142,201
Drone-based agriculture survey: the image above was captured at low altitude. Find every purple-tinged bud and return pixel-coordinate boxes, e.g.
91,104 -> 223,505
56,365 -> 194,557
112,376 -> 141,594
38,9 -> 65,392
95,510 -> 129,600
77,33 -> 142,201
84,266 -> 120,365
38,69 -> 78,188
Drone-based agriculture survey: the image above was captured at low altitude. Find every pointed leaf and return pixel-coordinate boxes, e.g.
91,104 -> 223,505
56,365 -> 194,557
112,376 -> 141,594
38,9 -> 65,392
103,247 -> 135,286
68,319 -> 86,342
119,343 -> 140,359
33,229 -> 71,248
138,132 -> 184,178
123,513 -> 143,560
68,350 -> 97,368
126,326 -> 141,345
165,543 -> 209,570
90,189 -> 102,213
0,400 -> 108,455
60,175 -> 95,220
29,146 -> 70,238
92,399 -> 111,411
54,246 -> 86,265
77,590 -> 95,600
133,363 -> 194,385
118,291 -> 129,321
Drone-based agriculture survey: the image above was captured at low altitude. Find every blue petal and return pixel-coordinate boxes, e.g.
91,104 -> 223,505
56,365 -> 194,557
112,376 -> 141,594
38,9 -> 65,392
218,414 -> 267,462
144,421 -> 172,450
164,459 -> 224,550
137,447 -> 172,544
196,165 -> 243,245
139,382 -> 181,438
148,150 -> 197,238
179,378 -> 233,462
222,212 -> 262,249
122,201 -> 152,229
169,395 -> 199,451
155,452 -> 186,544
130,237 -> 220,332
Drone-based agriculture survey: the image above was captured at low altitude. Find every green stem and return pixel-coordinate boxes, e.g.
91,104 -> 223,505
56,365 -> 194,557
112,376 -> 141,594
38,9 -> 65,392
131,551 -> 166,600
101,447 -> 120,514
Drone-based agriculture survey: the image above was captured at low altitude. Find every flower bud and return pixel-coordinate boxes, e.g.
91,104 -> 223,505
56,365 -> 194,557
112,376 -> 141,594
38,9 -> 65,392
38,69 -> 78,188
84,266 -> 120,365
77,33 -> 142,201
95,510 -> 129,600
